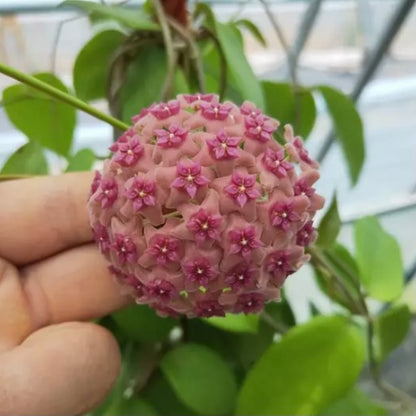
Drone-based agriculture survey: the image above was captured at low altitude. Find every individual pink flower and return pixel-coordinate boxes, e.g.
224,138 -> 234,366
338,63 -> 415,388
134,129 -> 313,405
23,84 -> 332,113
187,208 -> 222,243
294,178 -> 315,197
262,148 -> 293,178
235,293 -> 264,314
154,123 -> 188,148
183,93 -> 215,103
124,177 -> 156,212
195,300 -> 225,317
240,102 -> 262,117
172,161 -> 210,198
296,221 -> 317,246
150,100 -> 180,119
111,233 -> 137,264
110,135 -> 144,167
265,250 -> 295,284
92,222 -> 110,253
207,129 -> 241,160
95,178 -> 118,208
245,115 -> 277,142
224,171 -> 261,207
293,137 -> 314,165
183,257 -> 218,286
200,102 -> 233,120
269,200 -> 301,231
225,263 -> 256,291
146,235 -> 181,266
229,226 -> 263,259
145,278 -> 178,302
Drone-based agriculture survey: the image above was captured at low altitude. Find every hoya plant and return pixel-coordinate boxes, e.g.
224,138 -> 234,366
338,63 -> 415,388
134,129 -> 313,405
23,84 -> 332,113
0,1 -> 414,415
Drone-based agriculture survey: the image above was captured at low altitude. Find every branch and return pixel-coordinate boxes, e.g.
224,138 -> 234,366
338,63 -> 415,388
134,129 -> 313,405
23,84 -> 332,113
167,16 -> 206,93
153,0 -> 176,100
258,0 -> 296,85
0,62 -> 129,131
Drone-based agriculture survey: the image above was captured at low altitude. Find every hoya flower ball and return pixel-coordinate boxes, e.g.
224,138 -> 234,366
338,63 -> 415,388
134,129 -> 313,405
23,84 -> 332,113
88,94 -> 324,318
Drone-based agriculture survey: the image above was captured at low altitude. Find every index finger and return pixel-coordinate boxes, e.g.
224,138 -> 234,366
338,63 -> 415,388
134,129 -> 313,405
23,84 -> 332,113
0,172 -> 93,265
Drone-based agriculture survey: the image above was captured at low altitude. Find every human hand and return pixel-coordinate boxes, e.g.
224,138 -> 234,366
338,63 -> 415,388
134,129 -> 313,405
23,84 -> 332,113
0,173 -> 131,415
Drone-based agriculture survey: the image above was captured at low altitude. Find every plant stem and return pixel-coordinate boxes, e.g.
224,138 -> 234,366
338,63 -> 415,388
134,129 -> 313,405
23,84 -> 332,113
0,62 -> 129,131
260,311 -> 288,334
167,16 -> 206,93
199,28 -> 227,100
258,0 -> 296,85
153,0 -> 176,100
308,245 -> 365,314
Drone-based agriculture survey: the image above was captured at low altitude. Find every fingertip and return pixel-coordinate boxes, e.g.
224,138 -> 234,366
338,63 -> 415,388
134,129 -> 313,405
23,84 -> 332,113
0,322 -> 121,416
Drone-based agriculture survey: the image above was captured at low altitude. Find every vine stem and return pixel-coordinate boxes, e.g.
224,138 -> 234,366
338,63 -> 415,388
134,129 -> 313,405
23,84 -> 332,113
153,0 -> 176,100
167,16 -> 206,93
308,246 -> 365,314
0,62 -> 129,131
260,310 -> 288,334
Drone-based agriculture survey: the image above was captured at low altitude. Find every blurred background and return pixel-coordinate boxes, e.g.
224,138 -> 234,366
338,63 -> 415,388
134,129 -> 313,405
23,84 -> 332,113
1,0 -> 415,410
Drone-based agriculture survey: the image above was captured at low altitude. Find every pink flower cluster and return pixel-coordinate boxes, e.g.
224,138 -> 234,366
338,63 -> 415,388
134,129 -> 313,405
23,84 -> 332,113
88,94 -> 324,318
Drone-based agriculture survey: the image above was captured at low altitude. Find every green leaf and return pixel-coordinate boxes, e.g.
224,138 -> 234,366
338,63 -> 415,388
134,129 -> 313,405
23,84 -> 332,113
160,344 -> 238,415
63,0 -> 160,31
234,19 -> 267,47
316,85 -> 365,185
73,30 -> 125,102
398,278 -> 416,314
317,194 -> 341,247
193,2 -> 216,31
236,315 -> 365,416
105,397 -> 158,416
312,244 -> 362,313
354,216 -> 403,301
215,22 -> 264,107
120,47 -> 166,122
66,148 -> 96,172
120,47 -> 188,122
200,40 -> 242,103
374,304 -> 411,363
1,142 -> 48,175
93,343 -> 160,416
323,388 -> 387,416
204,313 -> 259,334
111,304 -> 176,343
262,81 -> 316,139
3,73 -> 76,156
141,370 -> 198,416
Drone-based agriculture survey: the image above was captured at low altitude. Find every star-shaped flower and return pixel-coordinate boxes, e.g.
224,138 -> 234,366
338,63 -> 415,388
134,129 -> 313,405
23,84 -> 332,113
172,161 -> 210,198
95,178 -> 118,208
207,129 -> 241,160
124,177 -> 156,212
150,100 -> 181,119
224,171 -> 261,207
262,148 -> 293,178
200,102 -> 233,121
154,123 -> 188,148
229,226 -> 263,259
183,257 -> 218,286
